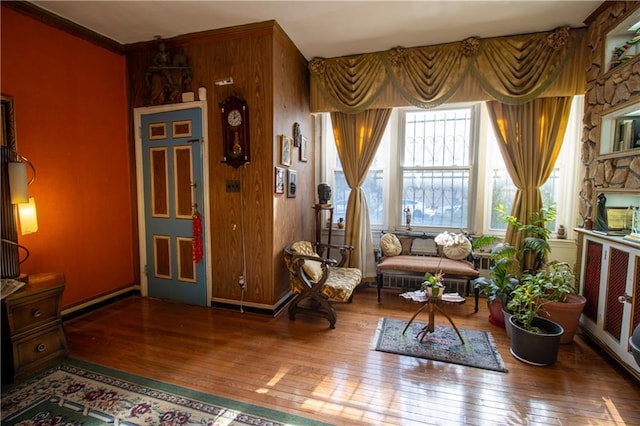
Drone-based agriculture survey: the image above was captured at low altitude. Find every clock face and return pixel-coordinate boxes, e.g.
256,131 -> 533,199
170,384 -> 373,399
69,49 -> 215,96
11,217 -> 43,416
227,109 -> 242,127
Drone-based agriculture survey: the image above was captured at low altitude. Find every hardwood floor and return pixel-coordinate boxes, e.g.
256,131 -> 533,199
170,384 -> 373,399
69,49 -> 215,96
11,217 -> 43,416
62,286 -> 640,425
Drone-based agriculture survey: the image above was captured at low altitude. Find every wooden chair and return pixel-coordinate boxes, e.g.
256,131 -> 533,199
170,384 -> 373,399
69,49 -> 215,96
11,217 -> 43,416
283,241 -> 362,329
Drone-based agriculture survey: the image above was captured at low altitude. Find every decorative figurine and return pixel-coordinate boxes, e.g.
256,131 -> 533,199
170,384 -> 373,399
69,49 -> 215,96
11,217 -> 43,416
404,207 -> 412,230
594,193 -> 608,233
317,183 -> 332,205
337,218 -> 345,229
557,225 -> 566,239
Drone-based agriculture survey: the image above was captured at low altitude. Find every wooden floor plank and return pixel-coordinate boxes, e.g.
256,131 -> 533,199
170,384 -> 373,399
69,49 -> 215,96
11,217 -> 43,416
62,287 -> 640,425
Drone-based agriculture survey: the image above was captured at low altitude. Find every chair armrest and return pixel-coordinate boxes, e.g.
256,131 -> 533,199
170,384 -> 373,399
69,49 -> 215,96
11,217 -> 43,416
316,242 -> 354,267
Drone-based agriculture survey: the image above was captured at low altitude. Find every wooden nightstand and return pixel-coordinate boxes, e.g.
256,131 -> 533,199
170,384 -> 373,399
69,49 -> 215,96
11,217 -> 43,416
1,272 -> 69,383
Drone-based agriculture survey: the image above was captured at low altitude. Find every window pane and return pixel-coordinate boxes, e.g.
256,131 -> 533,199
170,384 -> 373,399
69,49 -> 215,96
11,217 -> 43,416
490,168 -> 559,230
401,107 -> 473,229
405,109 -> 471,167
402,169 -> 469,227
333,170 -> 384,225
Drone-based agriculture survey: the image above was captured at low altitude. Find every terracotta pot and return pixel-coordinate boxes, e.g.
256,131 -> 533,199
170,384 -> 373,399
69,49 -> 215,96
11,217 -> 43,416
488,298 -> 505,328
542,294 -> 586,344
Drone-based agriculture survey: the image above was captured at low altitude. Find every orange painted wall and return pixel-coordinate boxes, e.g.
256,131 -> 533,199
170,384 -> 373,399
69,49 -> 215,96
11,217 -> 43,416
1,6 -> 134,308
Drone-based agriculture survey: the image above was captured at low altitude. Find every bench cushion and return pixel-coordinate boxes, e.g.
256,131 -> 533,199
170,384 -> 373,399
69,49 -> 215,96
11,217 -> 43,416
377,255 -> 479,278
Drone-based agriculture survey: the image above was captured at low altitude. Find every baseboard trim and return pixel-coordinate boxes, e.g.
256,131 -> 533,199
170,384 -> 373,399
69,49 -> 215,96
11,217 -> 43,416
62,286 -> 140,321
211,293 -> 294,317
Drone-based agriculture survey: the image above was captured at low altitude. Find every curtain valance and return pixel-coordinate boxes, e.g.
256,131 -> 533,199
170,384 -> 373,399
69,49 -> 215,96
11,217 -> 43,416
310,27 -> 587,113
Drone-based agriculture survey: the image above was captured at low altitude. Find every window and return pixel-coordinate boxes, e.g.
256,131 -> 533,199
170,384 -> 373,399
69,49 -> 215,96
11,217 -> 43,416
318,97 -> 583,237
400,107 -> 476,229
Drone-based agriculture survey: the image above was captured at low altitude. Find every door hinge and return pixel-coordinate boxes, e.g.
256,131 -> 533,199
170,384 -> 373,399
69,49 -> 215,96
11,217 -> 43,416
187,139 -> 200,144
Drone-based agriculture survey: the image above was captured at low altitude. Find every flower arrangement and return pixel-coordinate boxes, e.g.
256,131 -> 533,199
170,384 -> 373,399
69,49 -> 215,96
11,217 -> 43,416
420,231 -> 470,298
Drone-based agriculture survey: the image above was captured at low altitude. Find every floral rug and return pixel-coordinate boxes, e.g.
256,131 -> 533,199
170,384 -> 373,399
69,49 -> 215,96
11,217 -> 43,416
374,318 -> 508,373
0,358 -> 331,426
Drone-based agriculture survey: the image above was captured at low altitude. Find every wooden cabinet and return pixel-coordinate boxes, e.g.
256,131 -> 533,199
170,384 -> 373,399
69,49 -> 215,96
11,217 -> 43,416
1,272 -> 68,383
577,230 -> 640,381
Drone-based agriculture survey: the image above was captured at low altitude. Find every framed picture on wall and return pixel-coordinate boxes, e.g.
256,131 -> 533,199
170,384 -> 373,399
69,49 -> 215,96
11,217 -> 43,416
299,135 -> 308,162
275,166 -> 285,194
287,169 -> 297,198
281,135 -> 292,166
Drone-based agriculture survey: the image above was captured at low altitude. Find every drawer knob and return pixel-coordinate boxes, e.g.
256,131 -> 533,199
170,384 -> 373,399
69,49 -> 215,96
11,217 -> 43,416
32,309 -> 42,318
36,343 -> 46,352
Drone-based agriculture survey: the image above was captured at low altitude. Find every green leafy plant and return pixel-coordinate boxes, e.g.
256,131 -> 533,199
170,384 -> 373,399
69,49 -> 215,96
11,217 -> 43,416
421,271 -> 445,297
474,205 -> 557,309
507,261 -> 577,333
506,274 -> 552,333
537,261 -> 577,303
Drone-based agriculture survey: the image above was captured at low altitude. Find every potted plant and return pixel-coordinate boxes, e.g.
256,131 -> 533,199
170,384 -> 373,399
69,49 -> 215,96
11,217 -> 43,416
473,240 -> 519,327
535,261 -> 586,344
474,205 -> 556,329
421,271 -> 445,298
507,272 -> 564,366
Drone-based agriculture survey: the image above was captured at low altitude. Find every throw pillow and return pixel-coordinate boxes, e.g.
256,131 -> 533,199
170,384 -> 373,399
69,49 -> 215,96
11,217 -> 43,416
380,233 -> 402,257
442,234 -> 472,260
291,241 -> 323,282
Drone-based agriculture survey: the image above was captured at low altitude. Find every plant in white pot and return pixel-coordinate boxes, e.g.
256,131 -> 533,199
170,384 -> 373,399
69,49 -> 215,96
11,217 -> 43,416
421,271 -> 445,298
507,272 -> 564,366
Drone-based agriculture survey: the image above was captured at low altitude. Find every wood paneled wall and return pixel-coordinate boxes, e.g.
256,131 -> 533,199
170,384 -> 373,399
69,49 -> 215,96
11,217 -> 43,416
125,21 -> 312,309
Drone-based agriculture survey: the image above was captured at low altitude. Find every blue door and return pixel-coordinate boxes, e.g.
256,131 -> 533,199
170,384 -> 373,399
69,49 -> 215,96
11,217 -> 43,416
139,106 -> 208,306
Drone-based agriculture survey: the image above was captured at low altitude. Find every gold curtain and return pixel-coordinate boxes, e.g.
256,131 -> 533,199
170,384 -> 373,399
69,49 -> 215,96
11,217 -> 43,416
486,96 -> 573,266
330,109 -> 392,277
311,27 -> 585,112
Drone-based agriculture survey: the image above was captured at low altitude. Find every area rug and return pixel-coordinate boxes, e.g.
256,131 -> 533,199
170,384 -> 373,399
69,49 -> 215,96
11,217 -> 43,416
0,358 -> 331,426
374,317 -> 508,373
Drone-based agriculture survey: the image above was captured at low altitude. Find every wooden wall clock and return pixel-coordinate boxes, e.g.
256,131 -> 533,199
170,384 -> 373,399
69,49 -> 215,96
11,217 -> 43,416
219,95 -> 250,168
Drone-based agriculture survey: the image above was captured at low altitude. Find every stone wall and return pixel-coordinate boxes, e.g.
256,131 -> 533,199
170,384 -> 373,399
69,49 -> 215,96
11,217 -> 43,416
581,1 -> 640,222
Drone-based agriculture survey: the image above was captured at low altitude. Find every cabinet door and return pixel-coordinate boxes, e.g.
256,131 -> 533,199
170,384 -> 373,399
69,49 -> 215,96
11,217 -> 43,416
582,239 -> 603,323
604,246 -> 630,341
631,254 -> 640,344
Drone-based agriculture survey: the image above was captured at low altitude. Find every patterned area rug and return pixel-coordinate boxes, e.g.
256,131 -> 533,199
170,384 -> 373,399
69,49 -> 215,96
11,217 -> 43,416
0,358 -> 331,426
374,318 -> 508,373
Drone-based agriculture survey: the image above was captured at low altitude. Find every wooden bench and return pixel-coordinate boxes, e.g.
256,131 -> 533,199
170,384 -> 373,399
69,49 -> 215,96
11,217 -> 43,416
375,231 -> 480,312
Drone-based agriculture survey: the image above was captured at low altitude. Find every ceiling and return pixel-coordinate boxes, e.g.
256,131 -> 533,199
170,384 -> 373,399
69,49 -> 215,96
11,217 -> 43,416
30,1 -> 602,60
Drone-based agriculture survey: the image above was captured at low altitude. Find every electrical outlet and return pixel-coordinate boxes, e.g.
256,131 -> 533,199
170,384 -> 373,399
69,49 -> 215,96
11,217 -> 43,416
226,180 -> 241,192
238,275 -> 246,290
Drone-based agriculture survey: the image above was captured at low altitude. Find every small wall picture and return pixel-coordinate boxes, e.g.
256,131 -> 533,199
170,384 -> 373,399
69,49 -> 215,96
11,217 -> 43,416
299,135 -> 308,162
274,166 -> 285,194
287,169 -> 297,198
149,122 -> 167,140
281,135 -> 293,166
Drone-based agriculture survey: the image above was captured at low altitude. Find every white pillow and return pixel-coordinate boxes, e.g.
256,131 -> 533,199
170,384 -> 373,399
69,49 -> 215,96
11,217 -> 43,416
380,233 -> 402,257
443,234 -> 472,260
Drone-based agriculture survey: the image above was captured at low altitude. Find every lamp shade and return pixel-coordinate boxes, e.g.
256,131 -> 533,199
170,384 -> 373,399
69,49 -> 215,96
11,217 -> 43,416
8,162 -> 29,204
18,197 -> 38,235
